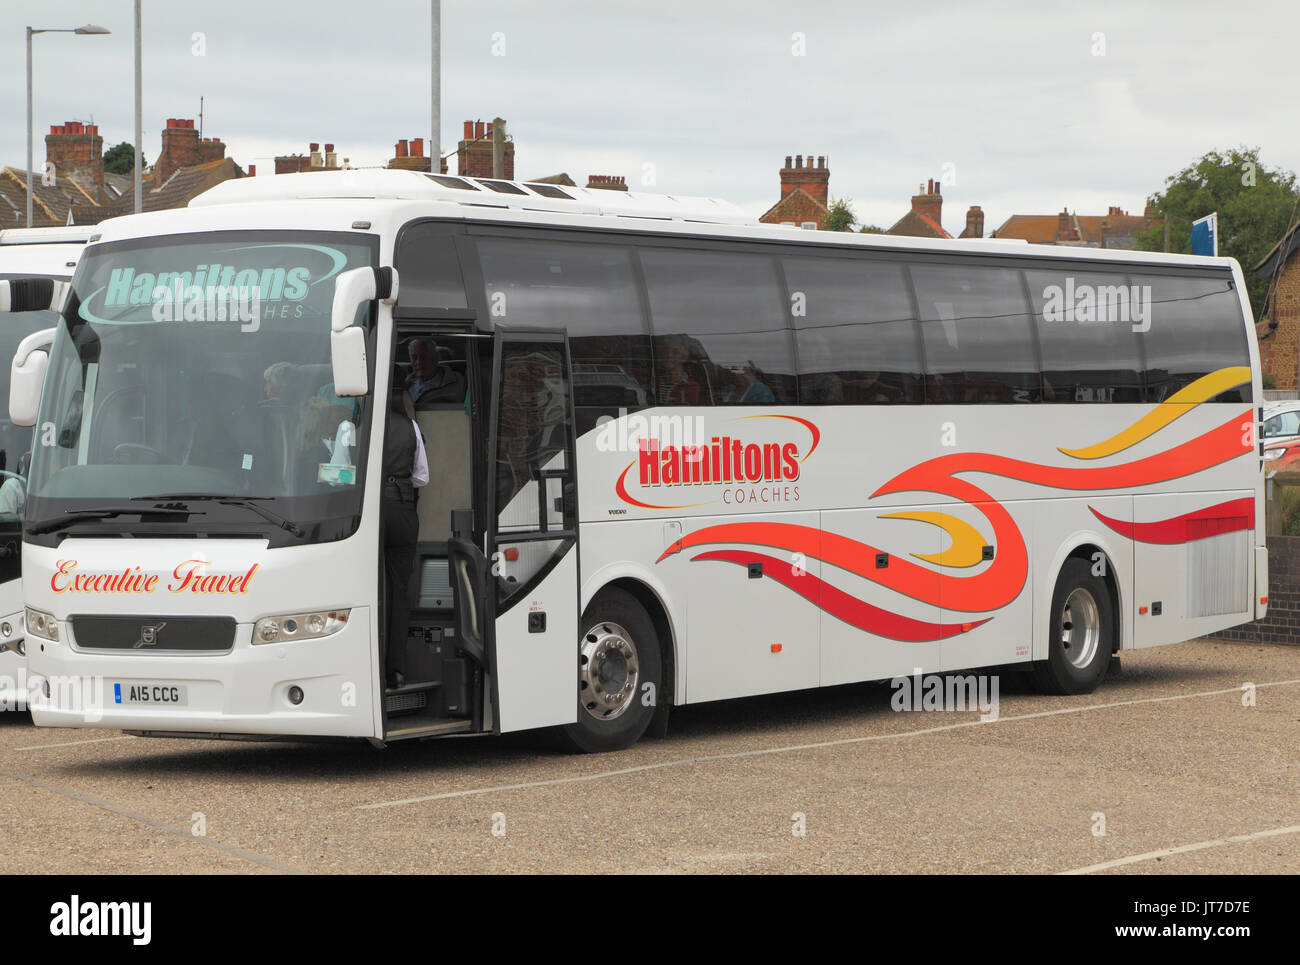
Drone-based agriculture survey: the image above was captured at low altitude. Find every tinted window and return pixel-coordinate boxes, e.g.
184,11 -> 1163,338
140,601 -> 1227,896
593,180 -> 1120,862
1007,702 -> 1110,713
1026,269 -> 1144,403
394,223 -> 467,308
785,255 -> 922,403
1135,273 -> 1252,402
476,238 -> 652,425
640,248 -> 794,405
911,262 -> 1040,403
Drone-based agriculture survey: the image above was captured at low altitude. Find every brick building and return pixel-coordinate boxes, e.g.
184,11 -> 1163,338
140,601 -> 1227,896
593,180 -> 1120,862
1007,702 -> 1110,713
759,155 -> 831,229
1255,221 -> 1300,390
276,142 -> 343,174
993,205 -> 1155,248
887,180 -> 953,238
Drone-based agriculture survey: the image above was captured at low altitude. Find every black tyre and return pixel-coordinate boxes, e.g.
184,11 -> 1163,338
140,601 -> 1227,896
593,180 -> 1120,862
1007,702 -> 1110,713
1031,558 -> 1114,695
558,588 -> 661,753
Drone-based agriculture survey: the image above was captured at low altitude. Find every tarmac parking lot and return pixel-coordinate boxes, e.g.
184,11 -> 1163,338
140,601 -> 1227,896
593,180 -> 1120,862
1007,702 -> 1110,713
1,637 -> 1297,874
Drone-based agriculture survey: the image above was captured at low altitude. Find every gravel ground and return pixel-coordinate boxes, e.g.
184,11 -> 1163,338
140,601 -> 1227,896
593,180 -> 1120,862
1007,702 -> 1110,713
0,637 -> 1297,874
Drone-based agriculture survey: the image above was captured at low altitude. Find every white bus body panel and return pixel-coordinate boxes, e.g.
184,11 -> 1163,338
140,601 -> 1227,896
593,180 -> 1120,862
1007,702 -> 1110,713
493,548 -> 578,733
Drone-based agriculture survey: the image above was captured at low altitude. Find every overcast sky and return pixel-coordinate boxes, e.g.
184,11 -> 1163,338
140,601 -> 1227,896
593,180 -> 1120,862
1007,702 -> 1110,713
3,0 -> 1297,233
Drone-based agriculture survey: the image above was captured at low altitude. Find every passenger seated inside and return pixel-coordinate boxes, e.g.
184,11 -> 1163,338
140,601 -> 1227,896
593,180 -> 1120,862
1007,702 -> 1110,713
408,337 -> 466,405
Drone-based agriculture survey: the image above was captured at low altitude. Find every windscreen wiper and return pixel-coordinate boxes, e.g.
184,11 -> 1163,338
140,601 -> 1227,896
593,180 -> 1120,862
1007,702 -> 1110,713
134,493 -> 305,538
27,505 -> 194,535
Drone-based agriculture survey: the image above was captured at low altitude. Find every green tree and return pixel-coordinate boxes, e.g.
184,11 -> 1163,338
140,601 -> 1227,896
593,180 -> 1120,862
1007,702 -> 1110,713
826,198 -> 857,232
1138,147 -> 1300,317
859,224 -> 886,234
102,141 -> 145,175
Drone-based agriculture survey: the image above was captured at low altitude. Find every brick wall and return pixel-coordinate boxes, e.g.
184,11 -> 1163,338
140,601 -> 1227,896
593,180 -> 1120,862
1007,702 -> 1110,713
1259,248 -> 1299,390
1209,535 -> 1300,644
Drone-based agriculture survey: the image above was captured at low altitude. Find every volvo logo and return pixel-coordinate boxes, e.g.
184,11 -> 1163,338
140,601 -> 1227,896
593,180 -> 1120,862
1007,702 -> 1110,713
132,622 -> 167,649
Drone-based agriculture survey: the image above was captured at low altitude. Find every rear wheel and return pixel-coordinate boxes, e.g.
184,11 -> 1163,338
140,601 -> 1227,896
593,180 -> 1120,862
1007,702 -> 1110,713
558,588 -> 661,753
1032,558 -> 1114,695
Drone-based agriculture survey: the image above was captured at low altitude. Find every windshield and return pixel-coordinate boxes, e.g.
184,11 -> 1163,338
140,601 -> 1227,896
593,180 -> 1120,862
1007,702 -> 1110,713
24,231 -> 377,545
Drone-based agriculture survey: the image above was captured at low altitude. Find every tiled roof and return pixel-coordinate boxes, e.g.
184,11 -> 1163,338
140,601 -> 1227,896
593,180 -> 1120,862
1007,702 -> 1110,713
0,167 -> 99,227
994,212 -> 1153,247
73,158 -> 243,222
887,209 -> 952,239
759,187 -> 830,226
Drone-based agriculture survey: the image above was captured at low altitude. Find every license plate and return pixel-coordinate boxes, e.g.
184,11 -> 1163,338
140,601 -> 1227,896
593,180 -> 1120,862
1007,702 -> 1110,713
113,682 -> 188,706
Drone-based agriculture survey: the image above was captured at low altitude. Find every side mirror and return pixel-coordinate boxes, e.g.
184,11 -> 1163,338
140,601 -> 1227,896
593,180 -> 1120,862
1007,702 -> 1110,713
330,266 -> 398,397
9,327 -> 56,427
0,278 -> 69,314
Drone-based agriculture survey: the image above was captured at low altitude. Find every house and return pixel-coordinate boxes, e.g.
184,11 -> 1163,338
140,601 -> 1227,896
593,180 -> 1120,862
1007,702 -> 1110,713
0,116 -> 247,226
1254,220 -> 1300,390
993,206 -> 1155,248
887,180 -> 953,238
759,155 -> 831,230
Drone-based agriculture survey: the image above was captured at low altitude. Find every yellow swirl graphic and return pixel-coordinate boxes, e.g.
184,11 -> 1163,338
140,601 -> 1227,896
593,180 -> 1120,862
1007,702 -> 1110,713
1059,366 -> 1251,460
880,510 -> 988,568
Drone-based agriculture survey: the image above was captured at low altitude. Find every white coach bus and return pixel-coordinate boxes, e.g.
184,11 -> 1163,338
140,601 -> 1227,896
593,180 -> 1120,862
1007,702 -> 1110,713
7,171 -> 1266,750
0,226 -> 89,706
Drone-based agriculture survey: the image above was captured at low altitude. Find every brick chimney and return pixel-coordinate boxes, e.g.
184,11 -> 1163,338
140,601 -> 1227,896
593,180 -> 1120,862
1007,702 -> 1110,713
45,121 -> 105,198
779,154 -> 830,207
910,179 -> 943,229
959,204 -> 984,239
275,142 -> 341,174
1057,208 -> 1079,242
155,118 -> 200,186
586,174 -> 628,192
388,136 -> 432,172
457,118 -> 513,179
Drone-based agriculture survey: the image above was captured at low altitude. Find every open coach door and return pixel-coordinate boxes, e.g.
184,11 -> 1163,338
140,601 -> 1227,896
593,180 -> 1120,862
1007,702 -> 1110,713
478,329 -> 580,734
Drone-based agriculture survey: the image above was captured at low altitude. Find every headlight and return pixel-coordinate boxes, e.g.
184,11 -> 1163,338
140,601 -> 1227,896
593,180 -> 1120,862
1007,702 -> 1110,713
1264,449 -> 1283,462
253,609 -> 349,644
25,606 -> 58,642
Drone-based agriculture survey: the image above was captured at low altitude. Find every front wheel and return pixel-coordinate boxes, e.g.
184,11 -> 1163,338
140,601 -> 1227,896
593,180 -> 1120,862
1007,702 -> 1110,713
1031,558 -> 1114,695
558,588 -> 661,753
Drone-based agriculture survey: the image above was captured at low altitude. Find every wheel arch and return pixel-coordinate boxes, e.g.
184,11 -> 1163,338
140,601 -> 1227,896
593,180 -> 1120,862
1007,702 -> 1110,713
1037,532 -> 1129,660
581,566 -> 679,709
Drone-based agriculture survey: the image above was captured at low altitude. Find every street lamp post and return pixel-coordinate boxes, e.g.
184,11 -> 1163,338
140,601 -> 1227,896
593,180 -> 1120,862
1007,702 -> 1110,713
25,24 -> 111,228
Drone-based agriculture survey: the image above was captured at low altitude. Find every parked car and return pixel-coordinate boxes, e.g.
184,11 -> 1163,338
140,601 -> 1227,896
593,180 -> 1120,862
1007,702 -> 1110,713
1261,400 -> 1300,448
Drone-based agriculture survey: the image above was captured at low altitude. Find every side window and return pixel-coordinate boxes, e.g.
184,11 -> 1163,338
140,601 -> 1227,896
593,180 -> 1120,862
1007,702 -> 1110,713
394,223 -> 468,308
1134,273 -> 1252,402
640,247 -> 794,405
911,262 -> 1040,403
1025,269 -> 1144,403
785,255 -> 922,403
1263,411 -> 1300,438
476,238 -> 651,431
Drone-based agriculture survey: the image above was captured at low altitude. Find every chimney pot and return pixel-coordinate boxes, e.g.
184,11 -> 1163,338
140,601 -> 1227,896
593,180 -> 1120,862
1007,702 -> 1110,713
463,121 -> 473,139
795,155 -> 803,168
325,143 -> 334,154
248,163 -> 256,176
411,138 -> 423,157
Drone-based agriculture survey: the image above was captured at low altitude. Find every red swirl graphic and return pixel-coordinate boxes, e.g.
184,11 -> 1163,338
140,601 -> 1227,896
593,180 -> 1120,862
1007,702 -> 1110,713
693,550 -> 987,641
1090,497 -> 1253,544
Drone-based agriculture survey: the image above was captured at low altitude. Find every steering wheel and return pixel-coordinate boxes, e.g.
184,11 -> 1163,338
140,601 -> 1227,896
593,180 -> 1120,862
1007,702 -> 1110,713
113,443 -> 165,464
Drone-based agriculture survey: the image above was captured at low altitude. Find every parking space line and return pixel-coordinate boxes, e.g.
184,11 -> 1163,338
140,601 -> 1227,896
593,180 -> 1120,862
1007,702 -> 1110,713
0,770 -> 306,874
1059,824 -> 1300,874
356,678 -> 1300,811
13,735 -> 135,751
